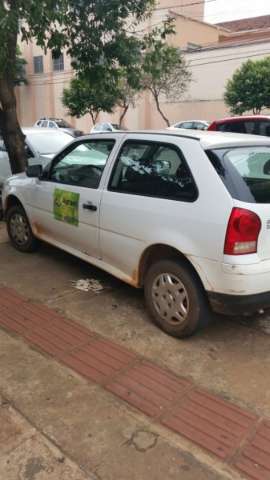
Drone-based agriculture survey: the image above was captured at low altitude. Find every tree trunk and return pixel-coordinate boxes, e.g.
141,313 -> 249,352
152,92 -> 170,127
119,104 -> 129,127
0,7 -> 26,174
0,78 -> 26,174
89,111 -> 99,127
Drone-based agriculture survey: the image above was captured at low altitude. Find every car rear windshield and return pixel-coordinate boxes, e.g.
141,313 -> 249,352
206,146 -> 270,204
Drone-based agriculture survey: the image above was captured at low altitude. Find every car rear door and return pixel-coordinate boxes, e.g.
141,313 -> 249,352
99,134 -> 201,283
27,137 -> 117,259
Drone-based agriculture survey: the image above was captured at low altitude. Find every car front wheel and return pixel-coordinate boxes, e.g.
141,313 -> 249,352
6,204 -> 39,253
144,259 -> 209,338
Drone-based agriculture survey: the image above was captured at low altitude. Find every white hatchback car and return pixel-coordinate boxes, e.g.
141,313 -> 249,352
3,130 -> 270,337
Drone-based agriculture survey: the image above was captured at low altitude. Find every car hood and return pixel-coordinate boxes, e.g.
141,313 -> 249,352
2,171 -> 26,187
0,154 -> 53,189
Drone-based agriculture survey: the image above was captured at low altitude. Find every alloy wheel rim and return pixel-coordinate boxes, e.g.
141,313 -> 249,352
152,273 -> 189,325
10,213 -> 30,246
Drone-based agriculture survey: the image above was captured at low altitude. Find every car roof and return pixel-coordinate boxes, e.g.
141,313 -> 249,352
211,115 -> 270,124
87,129 -> 270,149
22,127 -> 70,136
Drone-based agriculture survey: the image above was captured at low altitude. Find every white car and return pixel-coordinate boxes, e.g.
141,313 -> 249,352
3,130 -> 270,337
168,120 -> 210,131
91,122 -> 128,133
0,128 -> 72,215
34,118 -> 84,137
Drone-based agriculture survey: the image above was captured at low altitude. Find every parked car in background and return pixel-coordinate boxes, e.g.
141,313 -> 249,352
34,117 -> 84,137
169,120 -> 209,131
208,115 -> 270,136
91,122 -> 128,133
0,128 -> 72,216
3,129 -> 270,338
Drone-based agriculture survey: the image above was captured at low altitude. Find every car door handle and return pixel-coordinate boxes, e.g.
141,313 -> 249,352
83,202 -> 97,212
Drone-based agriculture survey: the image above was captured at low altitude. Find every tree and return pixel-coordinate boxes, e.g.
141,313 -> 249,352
225,58 -> 270,115
63,72 -> 120,125
63,70 -> 142,128
0,0 -> 155,173
142,25 -> 191,126
117,76 -> 141,126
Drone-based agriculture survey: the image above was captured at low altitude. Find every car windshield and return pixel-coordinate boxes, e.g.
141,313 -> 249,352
207,146 -> 270,204
55,119 -> 72,128
27,132 -> 71,155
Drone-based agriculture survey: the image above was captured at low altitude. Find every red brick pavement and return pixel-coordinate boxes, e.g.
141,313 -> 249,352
0,286 -> 268,480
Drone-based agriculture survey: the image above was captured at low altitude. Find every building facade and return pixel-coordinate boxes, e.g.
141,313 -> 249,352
18,3 -> 270,130
17,0 -> 223,131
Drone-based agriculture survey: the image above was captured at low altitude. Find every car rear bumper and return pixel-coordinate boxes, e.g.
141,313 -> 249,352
208,290 -> 270,315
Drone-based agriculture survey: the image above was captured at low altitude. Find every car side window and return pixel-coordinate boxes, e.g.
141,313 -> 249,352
181,122 -> 193,129
258,121 -> 270,136
244,121 -> 256,134
41,121 -> 48,128
49,121 -> 56,129
50,139 -> 115,189
109,141 -> 198,201
218,122 -> 245,133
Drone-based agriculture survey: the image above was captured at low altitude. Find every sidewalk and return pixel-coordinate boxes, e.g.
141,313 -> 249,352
0,324 -> 231,480
0,394 -> 93,479
1,286 -> 269,480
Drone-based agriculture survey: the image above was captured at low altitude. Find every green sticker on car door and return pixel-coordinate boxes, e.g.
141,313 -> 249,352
54,188 -> 80,226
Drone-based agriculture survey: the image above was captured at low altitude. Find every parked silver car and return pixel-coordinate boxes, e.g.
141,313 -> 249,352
34,117 -> 84,137
91,122 -> 128,133
168,120 -> 210,131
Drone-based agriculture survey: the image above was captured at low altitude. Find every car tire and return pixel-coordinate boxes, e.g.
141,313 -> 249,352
144,259 -> 209,338
6,204 -> 39,253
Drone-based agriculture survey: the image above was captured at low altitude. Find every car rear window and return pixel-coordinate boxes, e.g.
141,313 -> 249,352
206,146 -> 270,204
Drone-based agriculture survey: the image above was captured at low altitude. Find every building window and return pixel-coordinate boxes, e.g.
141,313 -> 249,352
33,55 -> 43,74
52,53 -> 64,72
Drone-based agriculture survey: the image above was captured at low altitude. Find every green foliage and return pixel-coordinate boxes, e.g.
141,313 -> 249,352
63,71 -> 120,123
0,0 -> 156,172
141,21 -> 191,125
15,47 -> 27,86
0,0 -> 155,81
117,74 -> 142,125
224,58 -> 270,115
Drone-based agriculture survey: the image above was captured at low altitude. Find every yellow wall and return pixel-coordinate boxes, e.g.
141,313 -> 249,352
171,15 -> 223,48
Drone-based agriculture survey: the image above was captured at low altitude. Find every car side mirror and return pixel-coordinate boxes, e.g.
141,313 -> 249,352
25,145 -> 34,159
263,160 -> 270,175
26,164 -> 43,178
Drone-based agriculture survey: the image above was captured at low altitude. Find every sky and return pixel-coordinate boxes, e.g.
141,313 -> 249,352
204,0 -> 270,23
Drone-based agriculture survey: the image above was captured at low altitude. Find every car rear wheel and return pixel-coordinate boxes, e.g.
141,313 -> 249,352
144,259 -> 209,338
6,205 -> 39,253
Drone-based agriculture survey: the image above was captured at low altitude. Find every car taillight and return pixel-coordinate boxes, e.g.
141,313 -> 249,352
224,208 -> 261,255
